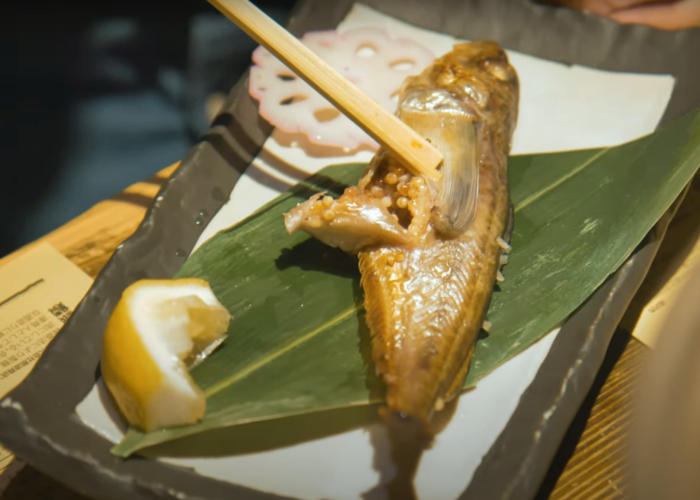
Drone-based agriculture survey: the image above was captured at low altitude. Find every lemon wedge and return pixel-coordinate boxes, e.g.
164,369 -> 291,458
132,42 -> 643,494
101,278 -> 230,432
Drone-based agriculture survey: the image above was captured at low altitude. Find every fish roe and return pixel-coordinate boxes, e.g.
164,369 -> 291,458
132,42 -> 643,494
308,215 -> 322,228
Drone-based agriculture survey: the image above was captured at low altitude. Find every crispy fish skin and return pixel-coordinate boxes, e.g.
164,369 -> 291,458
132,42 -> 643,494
284,41 -> 519,437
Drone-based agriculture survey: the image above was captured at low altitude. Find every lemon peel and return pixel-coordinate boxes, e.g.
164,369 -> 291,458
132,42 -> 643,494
101,278 -> 230,432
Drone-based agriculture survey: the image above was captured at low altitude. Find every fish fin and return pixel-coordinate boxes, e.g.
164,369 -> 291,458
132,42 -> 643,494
503,202 -> 514,243
398,95 -> 479,237
380,407 -> 434,448
432,117 -> 479,237
443,340 -> 476,402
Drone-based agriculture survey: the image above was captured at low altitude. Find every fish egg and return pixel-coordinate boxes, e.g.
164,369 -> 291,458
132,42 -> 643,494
308,215 -> 322,228
385,172 -> 398,184
322,209 -> 335,221
410,177 -> 425,188
371,186 -> 384,198
497,237 -> 512,253
381,196 -> 392,207
322,196 -> 334,207
397,197 -> 409,208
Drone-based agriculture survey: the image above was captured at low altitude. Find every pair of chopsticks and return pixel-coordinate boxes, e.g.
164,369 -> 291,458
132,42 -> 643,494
207,0 -> 443,181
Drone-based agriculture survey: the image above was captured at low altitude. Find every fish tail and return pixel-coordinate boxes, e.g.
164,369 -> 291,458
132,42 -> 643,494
379,406 -> 434,448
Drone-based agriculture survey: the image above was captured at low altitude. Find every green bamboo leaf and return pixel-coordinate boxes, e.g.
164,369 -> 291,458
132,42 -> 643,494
112,108 -> 700,457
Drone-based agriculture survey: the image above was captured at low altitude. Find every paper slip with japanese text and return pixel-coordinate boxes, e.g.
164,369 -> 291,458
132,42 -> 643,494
631,233 -> 700,348
629,179 -> 700,349
0,243 -> 93,476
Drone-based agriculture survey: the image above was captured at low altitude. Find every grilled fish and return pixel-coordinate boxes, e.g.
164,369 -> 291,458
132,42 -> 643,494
284,41 -> 519,438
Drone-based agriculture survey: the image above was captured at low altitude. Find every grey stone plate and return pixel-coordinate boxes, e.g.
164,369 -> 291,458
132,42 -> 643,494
1,1 -> 698,499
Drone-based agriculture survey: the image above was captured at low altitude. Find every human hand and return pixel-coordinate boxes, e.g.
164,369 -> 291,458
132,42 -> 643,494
577,0 -> 700,30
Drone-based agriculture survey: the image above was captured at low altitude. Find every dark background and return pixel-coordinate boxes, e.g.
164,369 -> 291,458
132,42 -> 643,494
8,0 -> 295,258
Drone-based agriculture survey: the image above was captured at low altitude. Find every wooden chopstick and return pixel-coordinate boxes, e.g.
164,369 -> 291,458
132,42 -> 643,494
207,0 -> 443,181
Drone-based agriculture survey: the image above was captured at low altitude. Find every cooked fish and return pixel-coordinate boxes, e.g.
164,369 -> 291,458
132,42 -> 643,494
284,41 -> 519,438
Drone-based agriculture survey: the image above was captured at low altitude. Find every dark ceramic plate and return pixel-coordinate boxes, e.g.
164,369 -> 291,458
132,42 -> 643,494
1,1 -> 699,499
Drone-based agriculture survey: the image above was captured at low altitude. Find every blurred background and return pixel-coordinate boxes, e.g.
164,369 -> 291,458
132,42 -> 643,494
8,0 -> 295,259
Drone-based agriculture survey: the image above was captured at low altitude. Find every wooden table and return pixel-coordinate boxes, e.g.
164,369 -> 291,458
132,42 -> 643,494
1,165 -> 697,500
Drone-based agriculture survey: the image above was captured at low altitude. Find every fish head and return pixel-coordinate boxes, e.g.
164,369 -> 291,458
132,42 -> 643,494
449,41 -> 519,94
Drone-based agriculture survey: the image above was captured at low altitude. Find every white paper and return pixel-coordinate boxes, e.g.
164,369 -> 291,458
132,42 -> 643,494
76,3 -> 674,500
